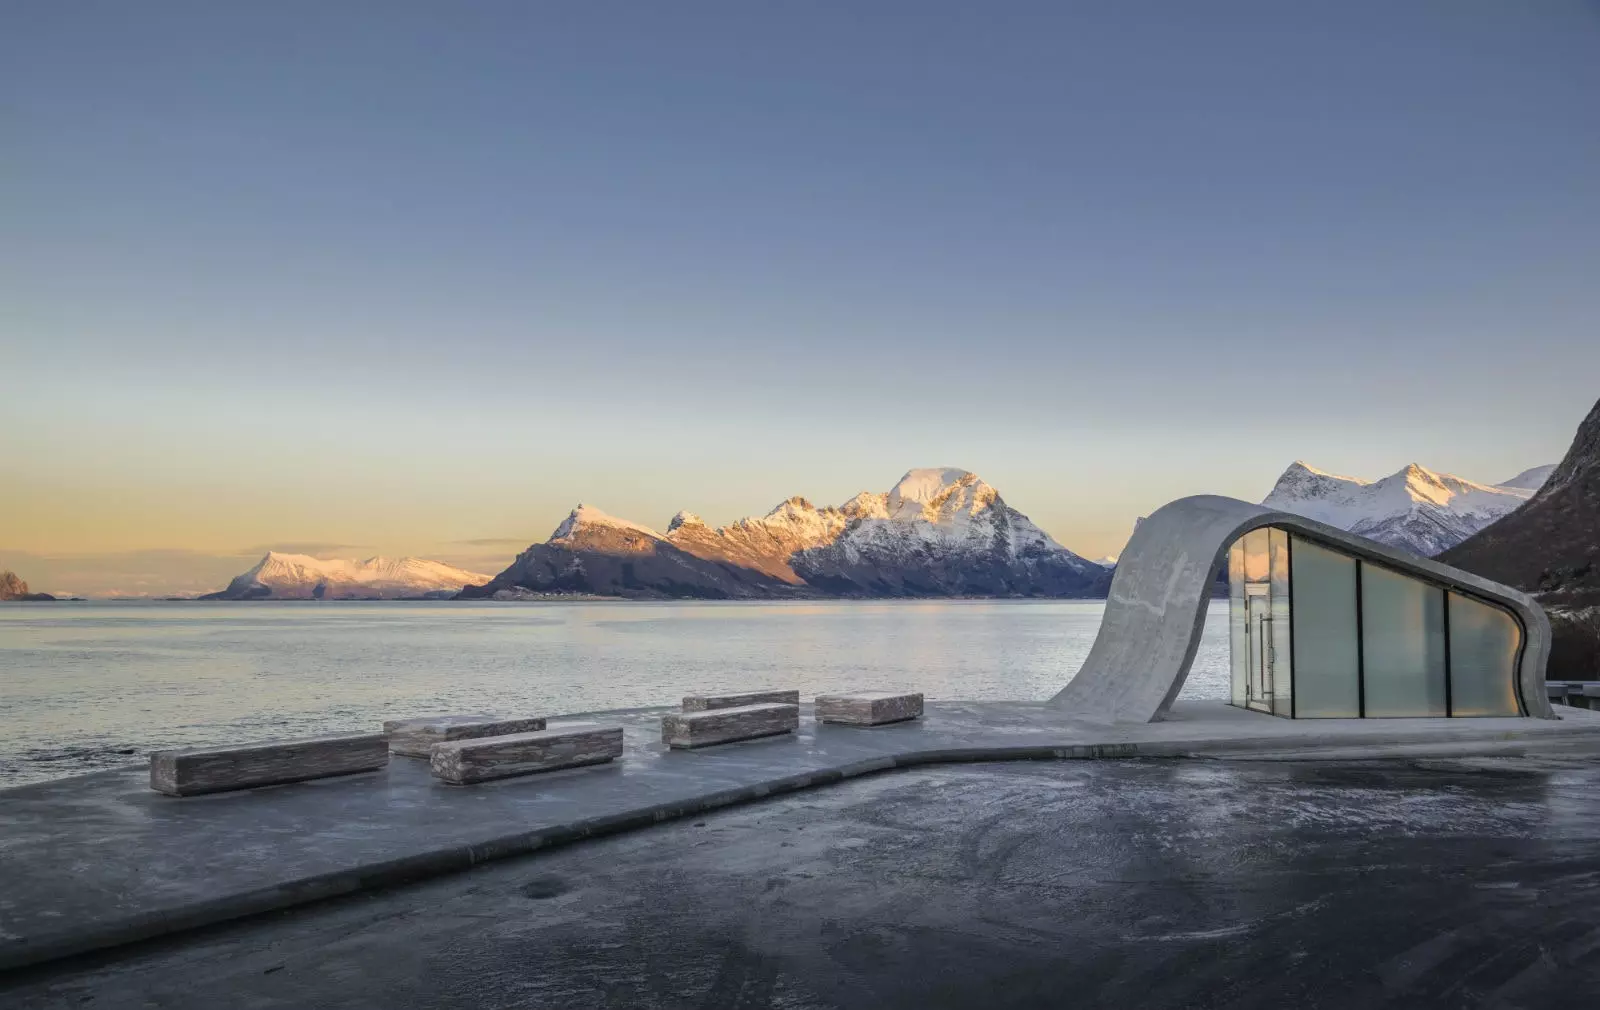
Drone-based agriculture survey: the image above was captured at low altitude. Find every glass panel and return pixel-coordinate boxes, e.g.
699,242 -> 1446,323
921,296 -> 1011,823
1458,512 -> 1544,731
1362,564 -> 1447,717
1448,592 -> 1523,717
1270,528 -> 1293,717
1242,528 -> 1270,583
1288,537 -> 1360,718
1229,539 -> 1246,708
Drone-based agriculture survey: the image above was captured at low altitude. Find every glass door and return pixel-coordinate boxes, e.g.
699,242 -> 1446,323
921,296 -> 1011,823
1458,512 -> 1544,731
1245,585 -> 1274,712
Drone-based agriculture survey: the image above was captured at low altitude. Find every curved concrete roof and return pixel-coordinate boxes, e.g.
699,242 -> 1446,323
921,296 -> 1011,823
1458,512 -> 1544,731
1050,495 -> 1554,724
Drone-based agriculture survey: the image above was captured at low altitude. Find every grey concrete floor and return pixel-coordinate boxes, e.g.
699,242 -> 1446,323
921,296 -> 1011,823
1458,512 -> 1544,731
11,700 -> 1600,972
7,756 -> 1600,1009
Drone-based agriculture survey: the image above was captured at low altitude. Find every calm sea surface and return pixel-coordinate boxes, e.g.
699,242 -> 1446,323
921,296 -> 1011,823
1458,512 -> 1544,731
0,600 -> 1230,787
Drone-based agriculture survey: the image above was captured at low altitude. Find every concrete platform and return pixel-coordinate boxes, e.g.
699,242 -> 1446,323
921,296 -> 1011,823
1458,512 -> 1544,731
3,699 -> 1600,972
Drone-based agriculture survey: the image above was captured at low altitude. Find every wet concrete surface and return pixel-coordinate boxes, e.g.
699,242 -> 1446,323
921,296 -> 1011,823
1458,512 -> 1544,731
11,700 -> 1600,971
7,756 -> 1600,1009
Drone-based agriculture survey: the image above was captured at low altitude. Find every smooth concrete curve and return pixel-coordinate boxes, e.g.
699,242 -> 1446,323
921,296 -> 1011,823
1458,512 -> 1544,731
1050,495 -> 1555,724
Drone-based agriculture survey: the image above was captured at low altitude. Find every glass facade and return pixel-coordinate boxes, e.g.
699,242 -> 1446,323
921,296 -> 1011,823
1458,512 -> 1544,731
1227,527 -> 1524,719
1286,539 -> 1360,718
1361,563 -> 1448,717
1448,592 -> 1523,717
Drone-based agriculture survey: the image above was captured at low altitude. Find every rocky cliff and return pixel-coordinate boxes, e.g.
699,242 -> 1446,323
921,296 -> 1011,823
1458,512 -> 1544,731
1442,397 -> 1600,602
0,571 -> 54,602
458,505 -> 798,600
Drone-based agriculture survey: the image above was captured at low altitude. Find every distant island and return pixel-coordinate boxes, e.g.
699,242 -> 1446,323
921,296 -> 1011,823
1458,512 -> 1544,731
202,554 -> 492,601
0,571 -> 55,602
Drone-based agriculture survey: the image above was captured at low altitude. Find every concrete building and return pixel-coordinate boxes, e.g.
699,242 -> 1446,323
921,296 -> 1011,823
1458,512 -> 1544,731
1052,495 -> 1554,723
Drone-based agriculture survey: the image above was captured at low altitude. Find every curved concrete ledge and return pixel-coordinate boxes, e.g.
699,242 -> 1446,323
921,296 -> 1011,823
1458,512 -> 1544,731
1049,495 -> 1555,725
3,699 -> 1595,973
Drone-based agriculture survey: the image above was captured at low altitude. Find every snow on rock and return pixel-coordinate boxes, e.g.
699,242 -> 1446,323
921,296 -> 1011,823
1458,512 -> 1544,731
462,503 -> 791,600
790,469 -> 1108,597
1262,461 -> 1536,556
204,552 -> 491,600
666,495 -> 864,584
466,468 -> 1109,599
1497,465 -> 1557,491
666,511 -> 705,533
550,504 -> 664,544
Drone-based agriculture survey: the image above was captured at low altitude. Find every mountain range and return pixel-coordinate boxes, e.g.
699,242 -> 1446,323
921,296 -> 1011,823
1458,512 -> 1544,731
201,553 -> 492,600
191,455 -> 1563,602
1260,461 -> 1550,557
459,468 -> 1111,600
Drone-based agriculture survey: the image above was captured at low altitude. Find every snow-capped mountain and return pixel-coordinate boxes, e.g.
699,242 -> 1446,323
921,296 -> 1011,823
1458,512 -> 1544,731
461,468 -> 1110,600
461,504 -> 797,600
203,553 -> 492,600
789,469 -> 1108,596
1262,461 -> 1545,556
665,494 -> 880,584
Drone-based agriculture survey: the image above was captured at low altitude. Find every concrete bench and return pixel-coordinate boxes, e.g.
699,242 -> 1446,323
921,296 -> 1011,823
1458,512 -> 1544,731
815,691 -> 924,726
383,714 -> 548,758
430,723 -> 624,784
150,734 -> 389,797
681,689 -> 799,712
661,703 -> 798,749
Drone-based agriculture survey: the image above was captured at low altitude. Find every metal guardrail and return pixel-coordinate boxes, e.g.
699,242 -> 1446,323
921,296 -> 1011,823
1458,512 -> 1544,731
1546,681 -> 1600,708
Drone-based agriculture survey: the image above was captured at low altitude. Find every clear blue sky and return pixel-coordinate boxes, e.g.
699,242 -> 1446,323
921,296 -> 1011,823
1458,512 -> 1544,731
4,1 -> 1599,594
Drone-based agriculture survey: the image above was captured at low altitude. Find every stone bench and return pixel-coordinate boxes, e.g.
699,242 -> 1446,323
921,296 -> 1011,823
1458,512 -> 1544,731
681,689 -> 799,712
430,723 -> 624,785
661,703 -> 799,749
383,714 -> 548,758
815,691 -> 924,726
150,734 -> 389,797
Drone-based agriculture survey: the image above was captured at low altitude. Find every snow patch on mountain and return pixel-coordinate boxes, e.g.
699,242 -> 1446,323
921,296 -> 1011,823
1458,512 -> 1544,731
551,505 -> 663,544
666,494 -> 872,584
1497,464 -> 1557,491
1262,461 -> 1535,556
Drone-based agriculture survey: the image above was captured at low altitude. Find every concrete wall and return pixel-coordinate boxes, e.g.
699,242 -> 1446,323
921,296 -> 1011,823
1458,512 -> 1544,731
1050,495 -> 1554,724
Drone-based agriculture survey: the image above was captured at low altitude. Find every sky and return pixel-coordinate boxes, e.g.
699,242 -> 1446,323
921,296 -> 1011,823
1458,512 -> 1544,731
3,1 -> 1599,596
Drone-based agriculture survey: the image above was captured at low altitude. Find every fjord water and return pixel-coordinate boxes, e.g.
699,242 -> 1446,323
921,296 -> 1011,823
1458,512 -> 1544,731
0,601 -> 1230,787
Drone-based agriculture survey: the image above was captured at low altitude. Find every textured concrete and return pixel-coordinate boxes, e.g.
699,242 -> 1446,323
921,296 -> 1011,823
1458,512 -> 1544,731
681,689 -> 800,711
661,702 -> 800,748
815,691 -> 924,725
382,715 -> 548,759
429,724 -> 624,784
11,757 -> 1600,1009
3,700 -> 1599,972
1050,494 -> 1556,724
148,734 -> 389,797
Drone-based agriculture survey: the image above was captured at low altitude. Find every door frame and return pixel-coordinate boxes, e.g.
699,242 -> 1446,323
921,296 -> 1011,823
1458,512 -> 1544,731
1244,584 -> 1273,713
